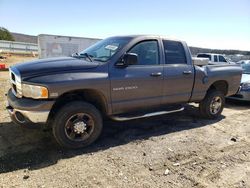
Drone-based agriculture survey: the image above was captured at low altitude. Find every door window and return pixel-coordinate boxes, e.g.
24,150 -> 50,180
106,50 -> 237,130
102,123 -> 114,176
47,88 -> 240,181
219,55 -> 227,62
214,55 -> 218,62
163,40 -> 187,64
128,41 -> 159,65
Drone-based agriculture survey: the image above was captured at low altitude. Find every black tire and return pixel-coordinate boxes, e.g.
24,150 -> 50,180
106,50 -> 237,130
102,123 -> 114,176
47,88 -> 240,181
52,101 -> 103,149
199,90 -> 225,119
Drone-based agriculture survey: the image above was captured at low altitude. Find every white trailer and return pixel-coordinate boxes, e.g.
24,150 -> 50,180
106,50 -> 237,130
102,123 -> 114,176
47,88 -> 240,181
38,34 -> 100,59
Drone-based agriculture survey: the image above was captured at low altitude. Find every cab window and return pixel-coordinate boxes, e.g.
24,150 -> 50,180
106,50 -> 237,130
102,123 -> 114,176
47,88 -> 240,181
163,40 -> 187,64
219,55 -> 227,62
197,54 -> 211,60
214,55 -> 218,62
128,40 -> 159,65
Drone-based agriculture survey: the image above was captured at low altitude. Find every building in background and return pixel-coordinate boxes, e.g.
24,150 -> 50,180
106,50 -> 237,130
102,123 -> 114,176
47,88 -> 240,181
38,34 -> 100,59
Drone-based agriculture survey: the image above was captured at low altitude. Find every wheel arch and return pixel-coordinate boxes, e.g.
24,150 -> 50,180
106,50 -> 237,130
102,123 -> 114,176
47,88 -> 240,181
208,80 -> 228,96
48,89 -> 108,123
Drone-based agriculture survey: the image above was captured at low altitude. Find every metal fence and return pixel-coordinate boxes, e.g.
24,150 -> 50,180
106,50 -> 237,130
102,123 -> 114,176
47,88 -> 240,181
0,40 -> 38,54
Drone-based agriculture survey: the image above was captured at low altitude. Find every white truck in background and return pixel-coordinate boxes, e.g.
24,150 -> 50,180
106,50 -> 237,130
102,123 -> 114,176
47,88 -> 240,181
197,53 -> 234,64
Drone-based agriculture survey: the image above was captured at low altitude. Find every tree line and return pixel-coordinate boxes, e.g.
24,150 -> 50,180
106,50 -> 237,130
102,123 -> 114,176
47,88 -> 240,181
0,27 -> 14,41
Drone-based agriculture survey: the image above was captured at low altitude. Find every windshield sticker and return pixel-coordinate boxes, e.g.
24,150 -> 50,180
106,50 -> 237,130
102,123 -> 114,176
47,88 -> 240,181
105,45 -> 118,51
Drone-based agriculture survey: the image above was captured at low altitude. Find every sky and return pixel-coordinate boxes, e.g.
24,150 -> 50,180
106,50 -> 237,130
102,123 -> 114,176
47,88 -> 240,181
0,0 -> 250,51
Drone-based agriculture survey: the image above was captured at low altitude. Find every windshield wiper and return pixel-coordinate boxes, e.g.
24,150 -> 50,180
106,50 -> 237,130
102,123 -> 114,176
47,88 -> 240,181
80,53 -> 93,62
72,52 -> 93,62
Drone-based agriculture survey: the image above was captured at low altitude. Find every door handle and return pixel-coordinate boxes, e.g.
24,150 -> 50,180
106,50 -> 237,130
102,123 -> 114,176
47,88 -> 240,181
150,72 -> 162,77
183,71 -> 192,75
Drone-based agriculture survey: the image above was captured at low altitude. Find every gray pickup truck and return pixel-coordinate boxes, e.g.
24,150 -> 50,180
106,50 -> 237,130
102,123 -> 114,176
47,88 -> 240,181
7,35 -> 242,148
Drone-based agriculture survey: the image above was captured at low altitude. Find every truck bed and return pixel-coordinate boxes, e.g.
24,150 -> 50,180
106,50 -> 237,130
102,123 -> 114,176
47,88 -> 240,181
190,63 -> 242,102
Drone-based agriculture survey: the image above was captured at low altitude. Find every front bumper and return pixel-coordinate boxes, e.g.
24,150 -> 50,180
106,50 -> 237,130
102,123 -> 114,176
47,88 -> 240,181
227,89 -> 250,101
7,106 -> 50,124
6,89 -> 55,125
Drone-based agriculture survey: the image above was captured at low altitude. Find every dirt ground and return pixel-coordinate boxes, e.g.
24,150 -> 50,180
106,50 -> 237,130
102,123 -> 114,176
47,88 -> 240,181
0,53 -> 37,68
0,67 -> 249,187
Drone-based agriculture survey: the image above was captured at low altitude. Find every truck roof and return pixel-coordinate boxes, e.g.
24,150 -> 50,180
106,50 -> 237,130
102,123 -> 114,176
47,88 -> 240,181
197,53 -> 225,56
110,35 -> 185,43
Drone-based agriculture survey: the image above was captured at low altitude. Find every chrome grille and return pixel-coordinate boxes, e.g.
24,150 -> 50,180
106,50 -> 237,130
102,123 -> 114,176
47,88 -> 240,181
11,72 -> 15,81
9,67 -> 22,98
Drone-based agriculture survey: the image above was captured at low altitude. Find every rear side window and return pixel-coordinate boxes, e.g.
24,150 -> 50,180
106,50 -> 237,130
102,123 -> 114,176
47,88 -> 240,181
214,55 -> 218,62
197,54 -> 211,60
219,55 -> 227,62
163,40 -> 187,64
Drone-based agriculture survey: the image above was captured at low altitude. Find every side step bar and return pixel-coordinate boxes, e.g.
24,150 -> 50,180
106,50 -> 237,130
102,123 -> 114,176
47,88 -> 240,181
110,107 -> 184,121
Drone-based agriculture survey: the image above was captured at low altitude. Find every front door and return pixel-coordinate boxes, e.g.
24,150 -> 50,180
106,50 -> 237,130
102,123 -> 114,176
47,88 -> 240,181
110,40 -> 163,114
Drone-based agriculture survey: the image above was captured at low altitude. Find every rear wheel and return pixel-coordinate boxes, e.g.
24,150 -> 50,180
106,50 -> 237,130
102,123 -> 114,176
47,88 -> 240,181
52,101 -> 103,149
199,90 -> 225,119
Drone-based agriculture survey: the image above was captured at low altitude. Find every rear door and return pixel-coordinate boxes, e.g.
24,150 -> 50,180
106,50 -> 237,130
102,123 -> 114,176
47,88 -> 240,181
110,40 -> 164,114
162,40 -> 194,104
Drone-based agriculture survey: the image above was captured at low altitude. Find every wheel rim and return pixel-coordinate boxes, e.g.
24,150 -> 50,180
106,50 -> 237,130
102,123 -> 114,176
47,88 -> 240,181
64,113 -> 95,142
209,96 -> 222,115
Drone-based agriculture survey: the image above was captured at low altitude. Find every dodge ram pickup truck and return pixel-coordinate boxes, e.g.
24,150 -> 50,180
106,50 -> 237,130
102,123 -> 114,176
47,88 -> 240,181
6,35 -> 242,149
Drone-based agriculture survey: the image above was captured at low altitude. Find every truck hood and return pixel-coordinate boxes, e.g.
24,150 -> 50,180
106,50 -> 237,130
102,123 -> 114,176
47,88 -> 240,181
13,57 -> 99,78
241,74 -> 250,83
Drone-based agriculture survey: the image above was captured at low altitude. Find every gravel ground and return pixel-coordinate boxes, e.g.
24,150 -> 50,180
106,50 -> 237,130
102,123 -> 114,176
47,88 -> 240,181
0,54 -> 36,68
0,70 -> 249,188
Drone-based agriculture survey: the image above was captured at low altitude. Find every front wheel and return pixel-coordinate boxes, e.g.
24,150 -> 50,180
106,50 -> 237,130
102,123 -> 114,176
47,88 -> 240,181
199,90 -> 225,119
52,101 -> 103,149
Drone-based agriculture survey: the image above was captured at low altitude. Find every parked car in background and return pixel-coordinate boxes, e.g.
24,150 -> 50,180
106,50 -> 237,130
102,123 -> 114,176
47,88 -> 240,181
236,60 -> 250,65
197,53 -> 234,64
228,61 -> 250,101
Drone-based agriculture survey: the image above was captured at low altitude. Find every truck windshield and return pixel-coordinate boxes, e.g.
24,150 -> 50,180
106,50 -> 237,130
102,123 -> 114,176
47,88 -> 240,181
79,38 -> 129,62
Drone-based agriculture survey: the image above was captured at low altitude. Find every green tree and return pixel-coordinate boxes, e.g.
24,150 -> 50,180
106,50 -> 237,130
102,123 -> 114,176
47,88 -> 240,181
0,27 -> 14,41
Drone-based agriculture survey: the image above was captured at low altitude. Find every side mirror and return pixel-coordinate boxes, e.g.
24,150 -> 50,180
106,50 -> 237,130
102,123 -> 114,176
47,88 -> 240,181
116,53 -> 138,67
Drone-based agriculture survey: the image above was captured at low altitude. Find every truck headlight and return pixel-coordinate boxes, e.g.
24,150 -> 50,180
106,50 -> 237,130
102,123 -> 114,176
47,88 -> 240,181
22,84 -> 49,99
241,82 -> 250,90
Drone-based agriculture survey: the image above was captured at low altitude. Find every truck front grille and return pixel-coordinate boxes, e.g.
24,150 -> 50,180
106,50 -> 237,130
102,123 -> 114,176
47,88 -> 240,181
9,67 -> 22,98
11,72 -> 16,82
12,83 -> 17,93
